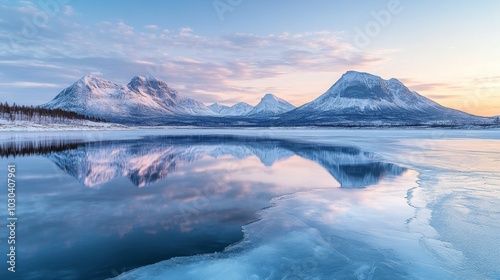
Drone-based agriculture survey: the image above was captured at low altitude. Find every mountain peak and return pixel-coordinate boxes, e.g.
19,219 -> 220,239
80,74 -> 97,80
78,74 -> 109,84
208,102 -> 253,116
339,71 -> 385,83
260,93 -> 292,105
343,70 -> 374,76
130,75 -> 160,82
208,103 -> 229,114
323,71 -> 411,102
74,75 -> 119,91
230,102 -> 253,114
128,76 -> 165,88
339,71 -> 407,89
126,76 -> 175,100
343,70 -> 369,76
263,93 -> 277,99
249,93 -> 295,116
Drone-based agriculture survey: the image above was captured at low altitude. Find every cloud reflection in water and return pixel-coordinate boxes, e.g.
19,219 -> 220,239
0,135 -> 407,280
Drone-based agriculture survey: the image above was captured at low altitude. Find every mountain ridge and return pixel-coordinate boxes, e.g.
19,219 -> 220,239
41,75 -> 215,121
208,102 -> 253,116
40,71 -> 494,126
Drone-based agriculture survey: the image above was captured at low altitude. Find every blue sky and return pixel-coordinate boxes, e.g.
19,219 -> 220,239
0,0 -> 499,115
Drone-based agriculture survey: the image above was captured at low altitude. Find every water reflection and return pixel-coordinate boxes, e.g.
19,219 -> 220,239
1,135 -> 406,188
0,139 -> 85,158
0,134 -> 409,280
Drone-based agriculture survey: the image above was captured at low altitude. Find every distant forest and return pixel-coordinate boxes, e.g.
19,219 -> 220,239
0,102 -> 106,123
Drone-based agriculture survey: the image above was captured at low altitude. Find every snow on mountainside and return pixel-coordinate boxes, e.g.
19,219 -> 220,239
38,71 -> 493,126
298,71 -> 445,113
248,94 -> 296,116
208,94 -> 295,117
41,75 -> 215,121
230,102 -> 254,115
127,76 -> 214,115
285,71 -> 488,124
207,103 -> 227,114
208,102 -> 254,116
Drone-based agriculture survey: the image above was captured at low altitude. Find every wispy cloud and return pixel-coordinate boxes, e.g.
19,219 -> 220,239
0,1 -> 388,105
407,82 -> 467,92
401,76 -> 500,94
424,94 -> 463,100
0,82 -> 62,88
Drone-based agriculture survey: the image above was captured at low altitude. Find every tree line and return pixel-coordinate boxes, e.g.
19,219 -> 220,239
0,139 -> 84,158
0,102 -> 106,123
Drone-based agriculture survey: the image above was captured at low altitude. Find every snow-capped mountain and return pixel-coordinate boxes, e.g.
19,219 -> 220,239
38,71 -> 492,126
127,76 -> 214,116
284,71 -> 487,124
207,103 -> 228,114
208,94 -> 295,117
248,94 -> 296,116
41,75 -> 214,122
299,71 -> 444,113
208,102 -> 254,116
229,102 -> 254,115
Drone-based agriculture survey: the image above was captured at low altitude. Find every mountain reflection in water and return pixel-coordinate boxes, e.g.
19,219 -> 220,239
0,134 -> 412,280
1,135 -> 406,188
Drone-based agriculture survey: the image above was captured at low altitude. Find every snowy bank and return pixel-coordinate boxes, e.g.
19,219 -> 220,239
0,119 -> 128,131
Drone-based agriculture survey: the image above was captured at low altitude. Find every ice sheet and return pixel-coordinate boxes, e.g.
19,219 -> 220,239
112,130 -> 500,279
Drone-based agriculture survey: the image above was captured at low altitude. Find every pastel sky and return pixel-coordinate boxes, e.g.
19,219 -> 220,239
0,0 -> 499,116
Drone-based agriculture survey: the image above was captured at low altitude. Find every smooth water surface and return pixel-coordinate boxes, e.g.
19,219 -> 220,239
0,129 -> 498,280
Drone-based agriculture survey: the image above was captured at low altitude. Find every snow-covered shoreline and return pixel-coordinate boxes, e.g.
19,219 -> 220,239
0,119 -> 129,131
1,119 -> 499,132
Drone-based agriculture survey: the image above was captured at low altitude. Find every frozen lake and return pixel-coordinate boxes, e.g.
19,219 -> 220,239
0,129 -> 498,280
